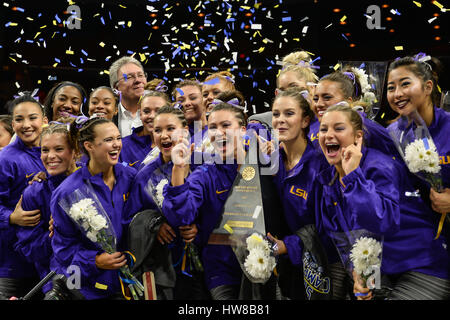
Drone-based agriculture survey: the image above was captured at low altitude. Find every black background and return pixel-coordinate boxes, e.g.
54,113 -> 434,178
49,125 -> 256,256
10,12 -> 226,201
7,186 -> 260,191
0,0 -> 448,125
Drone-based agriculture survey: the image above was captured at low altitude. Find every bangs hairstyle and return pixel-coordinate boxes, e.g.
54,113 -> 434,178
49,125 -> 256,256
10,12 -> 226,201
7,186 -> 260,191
155,105 -> 187,127
273,87 -> 314,136
209,102 -> 247,127
388,55 -> 443,106
11,93 -> 45,116
69,117 -> 112,156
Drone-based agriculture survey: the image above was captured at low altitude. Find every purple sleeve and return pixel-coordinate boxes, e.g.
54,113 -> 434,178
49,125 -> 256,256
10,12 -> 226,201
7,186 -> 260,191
283,234 -> 303,266
50,194 -> 101,278
0,161 -> 14,229
15,184 -> 51,265
341,166 -> 400,235
162,169 -> 207,227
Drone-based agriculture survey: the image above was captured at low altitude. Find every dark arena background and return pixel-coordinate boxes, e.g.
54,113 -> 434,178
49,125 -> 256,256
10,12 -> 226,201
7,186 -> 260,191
0,0 -> 449,125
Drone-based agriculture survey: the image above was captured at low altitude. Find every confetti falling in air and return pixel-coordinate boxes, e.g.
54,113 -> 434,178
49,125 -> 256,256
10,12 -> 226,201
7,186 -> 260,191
1,0 -> 447,115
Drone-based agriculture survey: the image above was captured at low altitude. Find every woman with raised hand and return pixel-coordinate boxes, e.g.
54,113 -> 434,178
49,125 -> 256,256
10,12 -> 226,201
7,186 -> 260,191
125,106 -> 208,300
163,102 -> 269,300
0,93 -> 48,298
386,55 -> 450,237
316,104 -> 449,300
50,117 -> 137,299
43,81 -> 87,122
311,67 -> 398,159
15,119 -> 78,295
120,89 -> 171,168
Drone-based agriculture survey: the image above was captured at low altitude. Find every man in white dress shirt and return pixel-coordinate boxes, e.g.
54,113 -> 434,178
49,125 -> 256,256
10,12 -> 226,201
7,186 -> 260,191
108,56 -> 147,137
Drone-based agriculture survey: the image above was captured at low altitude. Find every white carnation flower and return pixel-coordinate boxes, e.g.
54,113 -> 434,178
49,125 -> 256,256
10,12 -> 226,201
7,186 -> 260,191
244,247 -> 276,280
155,178 -> 169,208
86,230 -> 98,242
351,67 -> 372,94
69,198 -> 96,221
350,237 -> 382,276
404,139 -> 440,174
89,214 -> 107,231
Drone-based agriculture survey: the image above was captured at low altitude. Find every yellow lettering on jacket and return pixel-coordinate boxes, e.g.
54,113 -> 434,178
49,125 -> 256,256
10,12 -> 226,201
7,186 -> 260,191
289,185 -> 308,200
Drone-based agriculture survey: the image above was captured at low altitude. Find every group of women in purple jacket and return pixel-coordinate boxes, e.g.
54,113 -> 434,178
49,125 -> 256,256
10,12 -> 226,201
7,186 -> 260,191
0,52 -> 448,300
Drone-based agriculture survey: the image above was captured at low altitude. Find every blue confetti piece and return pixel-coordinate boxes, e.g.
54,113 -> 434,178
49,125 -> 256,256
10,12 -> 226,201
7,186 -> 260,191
176,88 -> 184,96
54,58 -> 61,63
359,62 -> 366,69
100,17 -> 105,25
422,138 -> 430,150
81,49 -> 88,56
282,16 -> 291,22
123,73 -> 128,81
204,78 -> 221,85
55,14 -> 61,23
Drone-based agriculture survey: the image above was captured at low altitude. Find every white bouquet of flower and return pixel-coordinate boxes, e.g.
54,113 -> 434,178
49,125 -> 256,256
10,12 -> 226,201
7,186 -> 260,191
232,232 -> 277,284
330,229 -> 383,296
145,164 -> 204,274
349,236 -> 383,288
145,165 -> 171,212
388,110 -> 448,239
59,182 -> 145,300
388,110 -> 443,190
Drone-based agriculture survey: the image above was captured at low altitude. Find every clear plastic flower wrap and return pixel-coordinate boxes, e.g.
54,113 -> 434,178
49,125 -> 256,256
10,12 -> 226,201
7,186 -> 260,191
388,110 -> 448,239
330,229 -> 383,296
145,163 -> 204,274
58,181 -> 144,300
230,231 -> 277,284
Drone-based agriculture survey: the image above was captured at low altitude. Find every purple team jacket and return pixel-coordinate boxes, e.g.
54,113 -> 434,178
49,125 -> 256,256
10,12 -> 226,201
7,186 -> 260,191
50,163 -> 136,299
309,112 -> 399,160
0,138 -> 44,279
119,126 -> 153,169
163,162 -> 243,290
272,140 -> 339,266
15,173 -> 67,292
314,146 -> 449,279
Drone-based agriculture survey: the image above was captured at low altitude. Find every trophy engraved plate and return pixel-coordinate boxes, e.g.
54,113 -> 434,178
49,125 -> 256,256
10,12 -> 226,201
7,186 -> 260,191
208,134 -> 265,245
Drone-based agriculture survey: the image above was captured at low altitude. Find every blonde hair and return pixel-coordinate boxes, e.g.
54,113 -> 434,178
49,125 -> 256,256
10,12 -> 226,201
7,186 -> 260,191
203,71 -> 236,91
278,51 -> 319,85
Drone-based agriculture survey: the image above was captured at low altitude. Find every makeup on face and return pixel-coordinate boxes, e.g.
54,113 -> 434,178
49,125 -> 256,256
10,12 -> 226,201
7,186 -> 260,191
41,133 -> 75,176
387,66 -> 432,117
88,88 -> 118,120
52,86 -> 83,120
318,111 -> 358,166
12,102 -> 47,147
312,80 -> 347,122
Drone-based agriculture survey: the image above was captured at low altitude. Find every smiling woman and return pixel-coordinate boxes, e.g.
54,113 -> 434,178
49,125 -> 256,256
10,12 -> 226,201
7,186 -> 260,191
0,93 -> 47,299
43,81 -> 87,122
